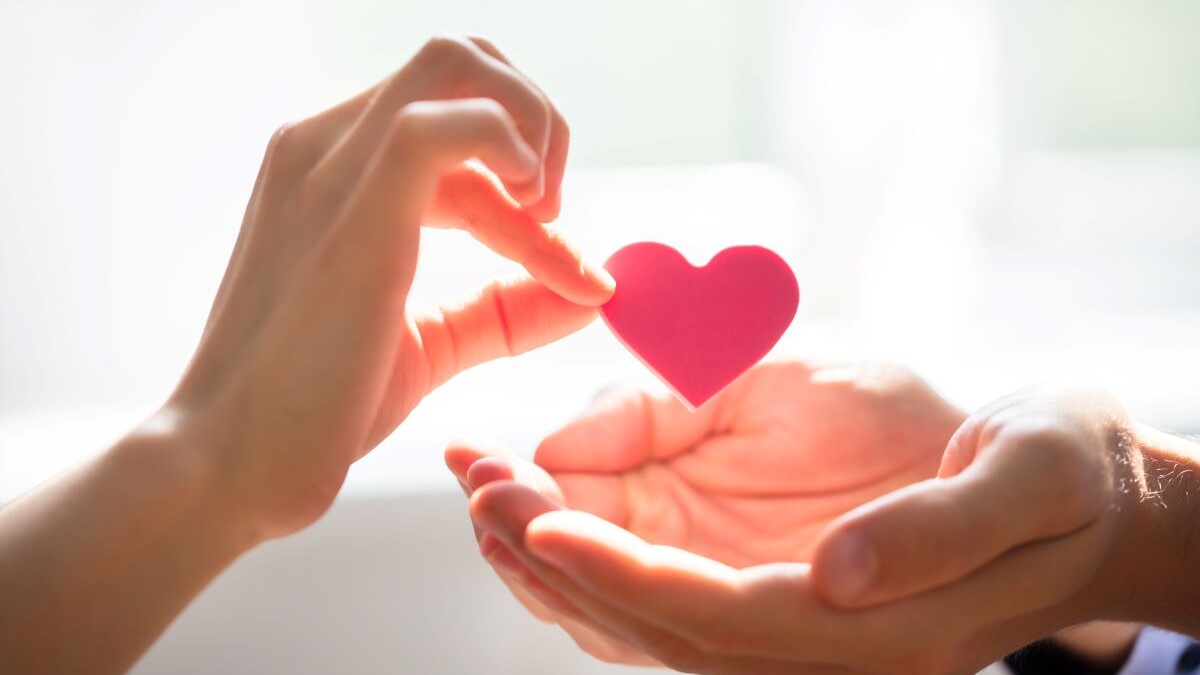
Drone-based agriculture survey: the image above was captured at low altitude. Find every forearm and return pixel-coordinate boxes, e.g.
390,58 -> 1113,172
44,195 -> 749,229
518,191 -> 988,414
0,417 -> 261,674
1115,424 -> 1200,635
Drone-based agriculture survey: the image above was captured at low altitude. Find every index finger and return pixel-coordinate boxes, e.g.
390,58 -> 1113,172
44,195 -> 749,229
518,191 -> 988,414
434,167 -> 613,306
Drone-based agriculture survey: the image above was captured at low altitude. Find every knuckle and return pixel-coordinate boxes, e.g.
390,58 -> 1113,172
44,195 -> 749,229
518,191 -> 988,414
552,111 -> 571,148
975,406 -> 1021,448
264,121 -> 304,164
417,34 -> 474,70
532,90 -> 552,119
541,225 -> 580,259
266,122 -> 296,155
472,96 -> 509,121
256,121 -> 315,194
1013,421 -> 1087,478
465,34 -> 499,55
387,104 -> 433,153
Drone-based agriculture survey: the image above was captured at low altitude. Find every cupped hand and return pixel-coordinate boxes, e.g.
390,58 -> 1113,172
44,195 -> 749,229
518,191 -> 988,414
167,35 -> 613,540
453,379 -> 1152,675
446,360 -> 965,665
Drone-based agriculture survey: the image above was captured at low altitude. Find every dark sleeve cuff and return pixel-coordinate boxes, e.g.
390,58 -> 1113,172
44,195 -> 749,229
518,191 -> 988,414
1002,629 -> 1200,675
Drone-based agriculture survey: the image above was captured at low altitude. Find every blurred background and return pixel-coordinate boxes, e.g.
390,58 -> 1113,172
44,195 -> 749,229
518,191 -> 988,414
1,0 -> 1198,673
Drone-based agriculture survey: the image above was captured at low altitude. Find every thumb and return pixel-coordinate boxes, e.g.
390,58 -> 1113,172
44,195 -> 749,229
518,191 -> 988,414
414,275 -> 597,390
812,424 -> 1101,608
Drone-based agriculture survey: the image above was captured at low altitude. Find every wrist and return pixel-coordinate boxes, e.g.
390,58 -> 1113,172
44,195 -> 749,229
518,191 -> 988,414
113,409 -> 266,556
1104,424 -> 1200,632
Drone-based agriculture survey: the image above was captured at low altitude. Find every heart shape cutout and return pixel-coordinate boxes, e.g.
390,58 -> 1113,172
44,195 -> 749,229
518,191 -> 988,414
601,242 -> 799,409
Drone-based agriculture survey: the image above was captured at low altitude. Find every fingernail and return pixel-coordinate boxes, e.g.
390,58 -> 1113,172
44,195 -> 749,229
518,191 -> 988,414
582,259 -> 616,295
822,532 -> 877,605
467,458 -> 512,491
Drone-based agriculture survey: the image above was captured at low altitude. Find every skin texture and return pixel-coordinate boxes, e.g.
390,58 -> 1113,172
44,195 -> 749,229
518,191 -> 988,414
0,35 -> 611,674
451,363 -> 1200,675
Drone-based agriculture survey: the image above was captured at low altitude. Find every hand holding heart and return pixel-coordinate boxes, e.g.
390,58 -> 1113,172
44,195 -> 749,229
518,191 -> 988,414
171,35 -> 613,539
449,366 -> 1165,675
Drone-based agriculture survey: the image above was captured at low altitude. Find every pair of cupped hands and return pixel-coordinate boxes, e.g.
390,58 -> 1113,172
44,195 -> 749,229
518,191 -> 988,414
186,36 -> 1159,674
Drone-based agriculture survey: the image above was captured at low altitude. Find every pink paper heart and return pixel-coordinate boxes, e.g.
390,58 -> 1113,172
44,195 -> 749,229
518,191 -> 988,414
601,242 -> 799,409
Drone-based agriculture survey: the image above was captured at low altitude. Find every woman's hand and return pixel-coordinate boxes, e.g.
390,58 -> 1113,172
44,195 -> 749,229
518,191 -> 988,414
446,360 -> 966,665
172,35 -> 612,538
0,36 -> 613,675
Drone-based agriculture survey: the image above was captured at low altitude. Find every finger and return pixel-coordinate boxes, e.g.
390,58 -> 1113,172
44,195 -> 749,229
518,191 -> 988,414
445,440 -> 563,552
467,457 -> 564,506
412,275 -> 597,390
496,550 -> 662,668
523,513 -> 854,674
535,384 -> 717,473
454,453 -> 635,657
475,489 -> 583,630
260,105 -> 545,452
484,536 -> 658,667
328,95 -> 611,309
471,483 -> 699,658
319,97 -> 546,303
474,484 -> 852,674
812,427 -> 1103,609
485,529 -> 639,670
466,36 -> 569,222
311,35 -> 552,205
429,167 -> 614,306
523,511 -> 753,646
483,535 -> 615,633
555,616 -> 663,668
445,437 -> 515,487
478,534 -> 556,623
449,432 -> 627,525
528,515 -> 861,672
504,578 -> 557,623
857,522 -> 1110,668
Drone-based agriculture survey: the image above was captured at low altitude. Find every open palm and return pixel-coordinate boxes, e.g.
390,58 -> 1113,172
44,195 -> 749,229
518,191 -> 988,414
447,359 -> 965,664
532,360 -> 964,566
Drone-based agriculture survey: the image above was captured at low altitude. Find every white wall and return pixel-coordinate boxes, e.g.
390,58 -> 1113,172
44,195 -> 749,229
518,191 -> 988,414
3,2 -> 1200,671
